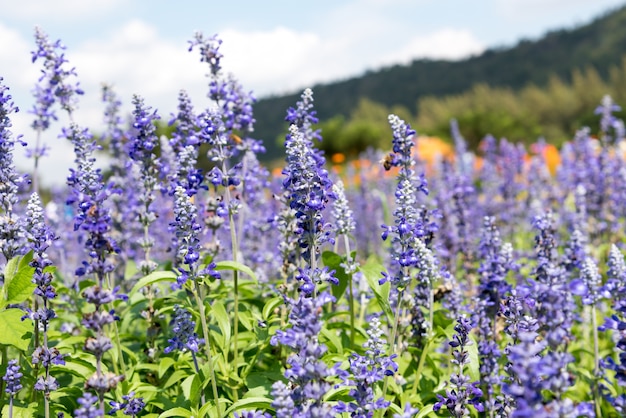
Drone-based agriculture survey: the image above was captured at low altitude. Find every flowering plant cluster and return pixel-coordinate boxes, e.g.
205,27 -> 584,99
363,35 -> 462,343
0,26 -> 626,418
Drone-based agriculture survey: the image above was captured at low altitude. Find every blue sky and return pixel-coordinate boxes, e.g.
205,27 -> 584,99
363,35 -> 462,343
1,0 -> 625,185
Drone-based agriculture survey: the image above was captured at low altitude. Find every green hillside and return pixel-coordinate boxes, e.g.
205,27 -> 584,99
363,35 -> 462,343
253,4 -> 626,160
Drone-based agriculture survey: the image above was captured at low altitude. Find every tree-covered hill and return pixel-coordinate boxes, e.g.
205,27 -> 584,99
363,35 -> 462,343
253,4 -> 626,160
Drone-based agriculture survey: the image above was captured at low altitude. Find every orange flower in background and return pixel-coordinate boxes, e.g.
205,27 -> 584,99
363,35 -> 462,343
529,142 -> 561,175
415,136 -> 454,166
542,144 -> 561,175
271,166 -> 283,178
331,153 -> 346,164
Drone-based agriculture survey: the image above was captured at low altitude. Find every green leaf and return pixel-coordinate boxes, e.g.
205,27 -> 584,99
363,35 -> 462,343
262,296 -> 283,321
1,403 -> 38,418
129,271 -> 176,297
211,301 -> 231,356
158,356 -> 176,378
162,369 -> 189,389
1,252 -> 35,308
224,397 -> 273,415
320,327 -> 343,354
360,257 -> 393,321
466,333 -> 480,382
54,357 -> 96,378
158,407 -> 193,418
5,263 -> 36,306
322,251 -> 350,302
0,309 -> 33,351
3,254 -> 21,283
199,398 -> 232,418
181,374 -> 202,406
214,260 -> 256,281
416,403 -> 435,417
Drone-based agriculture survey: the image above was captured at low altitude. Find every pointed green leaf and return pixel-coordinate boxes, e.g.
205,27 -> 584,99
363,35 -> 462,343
3,254 -> 21,283
211,301 -> 231,356
214,260 -> 256,281
158,356 -> 176,378
129,271 -> 177,297
1,252 -> 35,308
224,397 -> 273,415
262,296 -> 283,321
2,402 -> 38,418
360,257 -> 393,321
0,309 -> 33,351
181,374 -> 202,406
158,407 -> 193,418
416,404 -> 434,417
6,264 -> 36,305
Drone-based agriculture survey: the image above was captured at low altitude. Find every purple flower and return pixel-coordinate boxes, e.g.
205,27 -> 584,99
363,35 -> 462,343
0,78 -> 27,261
34,375 -> 59,392
331,180 -> 356,238
380,114 -> 430,290
74,392 -> 103,418
30,26 -> 83,130
3,359 -> 23,396
271,292 -> 338,417
82,286 -> 127,307
595,95 -> 622,142
570,257 -> 608,305
188,32 -> 223,75
128,95 -> 161,275
164,305 -> 204,354
233,411 -> 271,418
282,89 -> 335,264
109,391 -> 145,417
334,316 -> 396,417
434,315 -> 483,417
32,346 -> 65,368
25,193 -> 57,301
64,124 -> 118,282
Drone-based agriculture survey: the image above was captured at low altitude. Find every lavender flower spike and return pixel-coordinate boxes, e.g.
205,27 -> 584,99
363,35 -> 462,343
164,305 -> 204,354
0,78 -> 27,262
434,315 -> 484,417
3,359 -> 23,396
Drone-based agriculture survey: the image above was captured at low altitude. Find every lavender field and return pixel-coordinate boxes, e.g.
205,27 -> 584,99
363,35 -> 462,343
1,28 -> 626,418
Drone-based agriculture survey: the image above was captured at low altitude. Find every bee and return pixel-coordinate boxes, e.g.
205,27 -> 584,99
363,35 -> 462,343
230,133 -> 243,145
433,283 -> 454,302
380,153 -> 395,171
87,204 -> 98,217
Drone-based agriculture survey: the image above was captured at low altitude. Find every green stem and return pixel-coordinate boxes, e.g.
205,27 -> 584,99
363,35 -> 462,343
32,129 -> 41,195
410,337 -> 433,398
591,305 -> 601,417
194,280 -> 222,418
224,183 -> 240,402
192,352 -> 207,406
381,289 -> 404,407
342,234 -> 355,348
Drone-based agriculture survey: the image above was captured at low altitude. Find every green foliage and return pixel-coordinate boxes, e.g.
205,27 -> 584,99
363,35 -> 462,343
253,5 -> 626,158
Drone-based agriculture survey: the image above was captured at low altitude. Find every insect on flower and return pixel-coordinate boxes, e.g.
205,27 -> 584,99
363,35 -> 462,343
87,204 -> 98,217
230,133 -> 243,145
380,153 -> 395,171
433,283 -> 454,302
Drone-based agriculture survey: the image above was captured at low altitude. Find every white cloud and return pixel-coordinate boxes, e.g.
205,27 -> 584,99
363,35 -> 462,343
378,28 -> 485,65
0,23 -> 38,88
2,0 -> 124,20
4,17 -> 486,187
218,27 -> 323,95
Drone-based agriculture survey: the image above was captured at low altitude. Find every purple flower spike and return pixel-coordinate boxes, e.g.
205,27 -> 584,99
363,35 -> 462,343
3,359 -> 23,396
